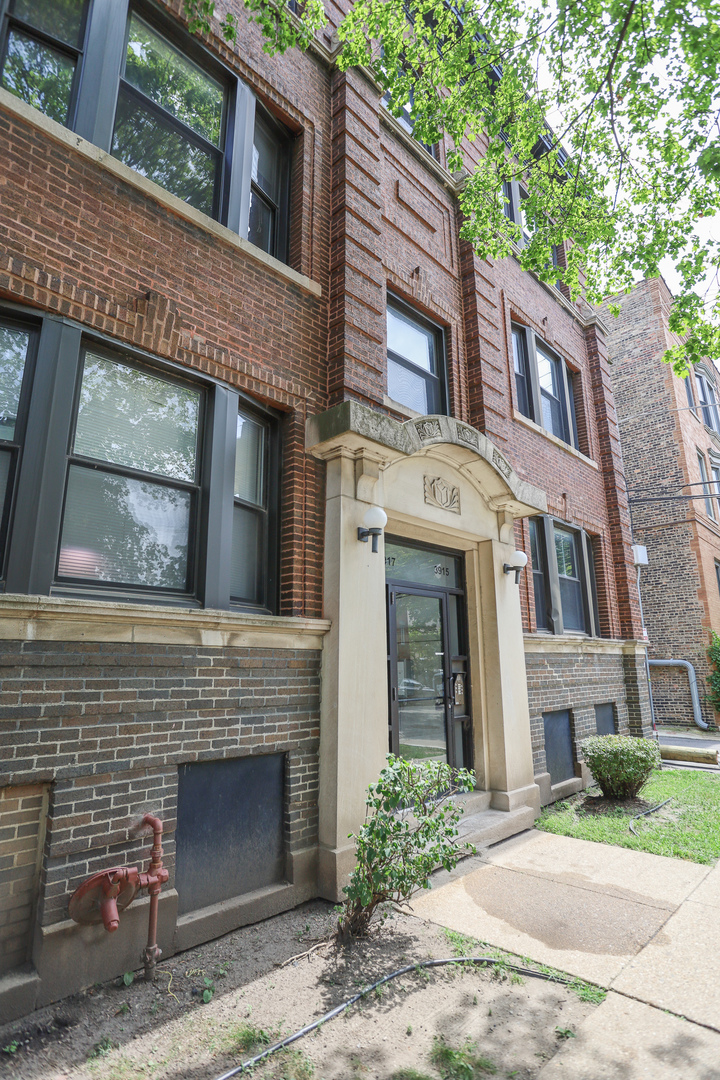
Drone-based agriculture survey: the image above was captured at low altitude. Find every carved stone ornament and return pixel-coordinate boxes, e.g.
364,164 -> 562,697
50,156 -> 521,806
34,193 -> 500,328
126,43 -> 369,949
456,424 -> 479,448
424,475 -> 461,514
414,419 -> 442,441
492,448 -> 512,478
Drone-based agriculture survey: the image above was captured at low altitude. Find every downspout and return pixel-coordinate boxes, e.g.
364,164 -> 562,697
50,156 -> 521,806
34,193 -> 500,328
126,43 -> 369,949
648,658 -> 709,731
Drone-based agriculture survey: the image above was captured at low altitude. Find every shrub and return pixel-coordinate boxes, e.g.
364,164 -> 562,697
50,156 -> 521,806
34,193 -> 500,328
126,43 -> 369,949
338,755 -> 475,938
707,631 -> 720,711
580,735 -> 660,800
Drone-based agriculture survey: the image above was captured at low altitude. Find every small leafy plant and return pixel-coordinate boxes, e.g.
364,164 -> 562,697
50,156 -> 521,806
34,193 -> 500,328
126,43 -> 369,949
88,1036 -> 116,1059
431,1036 -> 496,1078
122,971 -> 134,987
707,631 -> 720,712
202,977 -> 215,1004
338,755 -> 475,937
580,735 -> 660,800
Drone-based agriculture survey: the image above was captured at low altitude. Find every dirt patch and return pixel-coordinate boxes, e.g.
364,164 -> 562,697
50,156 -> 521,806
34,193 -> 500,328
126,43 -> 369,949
1,904 -> 600,1080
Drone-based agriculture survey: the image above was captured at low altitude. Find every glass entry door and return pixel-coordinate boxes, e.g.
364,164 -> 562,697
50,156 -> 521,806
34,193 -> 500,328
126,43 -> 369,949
386,540 -> 471,770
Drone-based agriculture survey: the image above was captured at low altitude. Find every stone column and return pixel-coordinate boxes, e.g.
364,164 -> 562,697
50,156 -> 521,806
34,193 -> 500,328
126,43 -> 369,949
317,450 -> 389,901
478,538 -> 541,813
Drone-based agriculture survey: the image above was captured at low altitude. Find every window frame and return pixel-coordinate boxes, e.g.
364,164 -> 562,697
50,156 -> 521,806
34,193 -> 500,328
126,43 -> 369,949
0,0 -> 91,129
0,302 -> 281,614
511,323 -> 580,451
386,294 -> 448,416
698,450 -> 716,520
0,312 -> 39,581
0,0 -> 291,260
528,515 -> 599,637
56,343 -> 206,598
695,371 -> 720,433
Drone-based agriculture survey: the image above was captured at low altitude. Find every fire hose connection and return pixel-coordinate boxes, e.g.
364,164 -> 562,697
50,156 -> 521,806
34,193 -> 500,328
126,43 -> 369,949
68,813 -> 169,982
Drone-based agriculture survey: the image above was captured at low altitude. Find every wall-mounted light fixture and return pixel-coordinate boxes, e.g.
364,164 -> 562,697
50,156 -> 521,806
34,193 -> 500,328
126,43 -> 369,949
358,506 -> 388,554
503,550 -> 528,584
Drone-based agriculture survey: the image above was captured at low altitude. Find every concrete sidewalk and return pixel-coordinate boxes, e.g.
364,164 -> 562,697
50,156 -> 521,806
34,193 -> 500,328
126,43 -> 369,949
411,830 -> 720,1078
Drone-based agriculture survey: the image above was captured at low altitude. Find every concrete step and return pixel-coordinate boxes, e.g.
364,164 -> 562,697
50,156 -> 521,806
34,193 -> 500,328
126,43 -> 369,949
457,804 -> 537,849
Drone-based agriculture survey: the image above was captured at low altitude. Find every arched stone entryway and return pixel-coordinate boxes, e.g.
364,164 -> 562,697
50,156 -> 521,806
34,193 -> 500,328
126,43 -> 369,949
306,403 -> 548,900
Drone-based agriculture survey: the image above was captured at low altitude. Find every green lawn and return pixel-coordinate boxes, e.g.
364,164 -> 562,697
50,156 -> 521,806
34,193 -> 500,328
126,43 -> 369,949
536,768 -> 720,864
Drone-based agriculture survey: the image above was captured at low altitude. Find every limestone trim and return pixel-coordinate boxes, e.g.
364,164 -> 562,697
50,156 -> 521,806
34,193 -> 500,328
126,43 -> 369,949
0,595 -> 330,650
512,410 -> 599,469
0,90 -> 321,299
524,634 -> 648,658
306,401 -> 548,518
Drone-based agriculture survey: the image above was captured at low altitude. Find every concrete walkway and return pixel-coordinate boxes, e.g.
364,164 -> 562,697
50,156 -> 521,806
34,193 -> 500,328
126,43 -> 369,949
411,830 -> 720,1078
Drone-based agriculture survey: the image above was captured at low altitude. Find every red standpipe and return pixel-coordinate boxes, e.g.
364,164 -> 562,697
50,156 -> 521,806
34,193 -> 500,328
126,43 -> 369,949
68,812 -> 169,983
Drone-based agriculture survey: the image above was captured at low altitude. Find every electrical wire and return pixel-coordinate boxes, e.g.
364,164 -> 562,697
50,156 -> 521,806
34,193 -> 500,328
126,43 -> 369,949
210,955 -> 598,1080
628,797 -> 672,836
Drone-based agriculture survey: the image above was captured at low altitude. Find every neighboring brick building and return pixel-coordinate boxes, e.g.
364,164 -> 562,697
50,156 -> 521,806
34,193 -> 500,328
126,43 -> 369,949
0,0 -> 649,1020
602,276 -> 720,731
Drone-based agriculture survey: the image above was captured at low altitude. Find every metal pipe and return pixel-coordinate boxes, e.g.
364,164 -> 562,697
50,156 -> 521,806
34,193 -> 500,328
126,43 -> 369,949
648,658 -> 708,730
139,814 -> 165,982
635,566 -> 657,734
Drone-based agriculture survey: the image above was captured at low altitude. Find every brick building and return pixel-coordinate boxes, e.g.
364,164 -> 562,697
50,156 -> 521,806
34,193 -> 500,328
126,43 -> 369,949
0,0 -> 650,1020
602,276 -> 720,731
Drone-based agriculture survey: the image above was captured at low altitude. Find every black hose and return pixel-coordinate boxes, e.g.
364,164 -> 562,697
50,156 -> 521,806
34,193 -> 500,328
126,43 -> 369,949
211,955 -> 598,1080
629,797 -> 672,836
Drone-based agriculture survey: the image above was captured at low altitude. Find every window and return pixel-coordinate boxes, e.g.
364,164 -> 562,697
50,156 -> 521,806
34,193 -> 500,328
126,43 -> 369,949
386,298 -> 446,414
248,109 -> 291,263
0,305 -> 278,612
0,1 -> 291,260
511,324 -> 581,450
698,451 -> 716,519
685,375 -> 697,414
695,372 -> 720,433
58,353 -> 201,591
716,560 -> 720,598
528,517 -> 549,631
528,516 -> 599,636
231,409 -> 272,608
0,318 -> 34,574
381,76 -> 440,160
0,0 -> 89,125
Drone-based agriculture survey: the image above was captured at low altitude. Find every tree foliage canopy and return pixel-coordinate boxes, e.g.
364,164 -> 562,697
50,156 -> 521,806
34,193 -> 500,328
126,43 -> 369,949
184,0 -> 720,371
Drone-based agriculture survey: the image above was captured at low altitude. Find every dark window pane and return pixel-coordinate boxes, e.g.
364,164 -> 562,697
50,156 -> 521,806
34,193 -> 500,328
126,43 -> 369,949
685,376 -> 696,412
112,88 -> 218,216
387,307 -> 434,371
559,576 -> 584,631
74,354 -> 200,483
384,541 -> 460,588
554,528 -> 577,578
0,325 -> 30,441
0,450 -> 10,518
529,519 -> 548,630
230,504 -> 262,602
388,357 -> 430,413
58,466 -> 190,589
555,527 -> 585,631
512,328 -> 531,419
1,30 -> 75,124
124,14 -> 223,146
12,0 -> 85,47
234,412 -> 265,505
252,115 -> 281,202
248,189 -> 274,253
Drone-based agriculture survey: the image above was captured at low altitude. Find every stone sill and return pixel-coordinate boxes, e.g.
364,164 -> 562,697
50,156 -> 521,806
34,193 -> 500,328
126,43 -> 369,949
0,89 -> 321,299
513,410 -> 598,468
0,594 -> 330,650
524,633 -> 647,657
